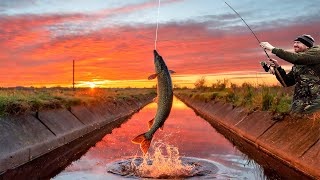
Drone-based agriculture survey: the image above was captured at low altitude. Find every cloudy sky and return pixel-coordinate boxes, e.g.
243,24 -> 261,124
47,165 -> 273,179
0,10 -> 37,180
0,0 -> 319,88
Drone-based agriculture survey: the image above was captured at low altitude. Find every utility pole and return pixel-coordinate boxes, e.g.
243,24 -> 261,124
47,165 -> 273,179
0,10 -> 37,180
73,60 -> 75,91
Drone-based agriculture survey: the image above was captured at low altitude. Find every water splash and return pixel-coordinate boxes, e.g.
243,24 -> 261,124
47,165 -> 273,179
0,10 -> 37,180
107,142 -> 217,179
133,142 -> 194,178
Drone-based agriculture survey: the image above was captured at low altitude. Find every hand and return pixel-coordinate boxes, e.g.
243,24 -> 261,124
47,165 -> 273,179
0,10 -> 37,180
269,58 -> 280,68
260,42 -> 275,51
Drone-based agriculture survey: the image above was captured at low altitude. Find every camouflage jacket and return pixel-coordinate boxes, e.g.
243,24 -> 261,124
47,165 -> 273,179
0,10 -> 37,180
272,45 -> 320,113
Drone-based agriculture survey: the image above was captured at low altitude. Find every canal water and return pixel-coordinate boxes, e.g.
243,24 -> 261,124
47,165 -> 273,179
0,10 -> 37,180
53,97 -> 266,179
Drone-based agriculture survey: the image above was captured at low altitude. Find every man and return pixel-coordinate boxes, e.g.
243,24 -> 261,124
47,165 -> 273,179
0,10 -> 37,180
260,34 -> 320,114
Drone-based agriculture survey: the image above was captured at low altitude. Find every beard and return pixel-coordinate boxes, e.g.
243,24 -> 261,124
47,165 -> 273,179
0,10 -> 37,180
294,46 -> 305,53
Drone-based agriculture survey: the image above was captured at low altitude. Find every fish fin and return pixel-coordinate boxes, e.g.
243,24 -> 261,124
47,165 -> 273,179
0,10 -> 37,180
131,133 -> 152,154
141,139 -> 152,154
160,124 -> 164,131
131,133 -> 146,144
148,118 -> 155,129
169,70 -> 176,74
152,97 -> 158,103
148,74 -> 158,80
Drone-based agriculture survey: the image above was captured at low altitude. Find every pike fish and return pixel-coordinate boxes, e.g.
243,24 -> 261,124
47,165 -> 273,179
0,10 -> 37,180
131,50 -> 175,154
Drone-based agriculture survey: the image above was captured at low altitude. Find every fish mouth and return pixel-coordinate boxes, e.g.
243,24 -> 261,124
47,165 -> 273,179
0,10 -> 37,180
154,50 -> 159,58
154,50 -> 160,64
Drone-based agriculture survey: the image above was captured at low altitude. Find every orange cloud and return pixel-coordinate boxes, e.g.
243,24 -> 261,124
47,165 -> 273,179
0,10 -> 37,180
0,12 -> 320,87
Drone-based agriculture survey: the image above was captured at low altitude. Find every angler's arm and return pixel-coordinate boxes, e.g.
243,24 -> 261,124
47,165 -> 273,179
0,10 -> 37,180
274,67 -> 295,87
272,47 -> 320,65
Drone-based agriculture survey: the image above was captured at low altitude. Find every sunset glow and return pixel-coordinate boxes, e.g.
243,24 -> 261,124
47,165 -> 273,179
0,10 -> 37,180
89,83 -> 96,89
0,1 -> 319,88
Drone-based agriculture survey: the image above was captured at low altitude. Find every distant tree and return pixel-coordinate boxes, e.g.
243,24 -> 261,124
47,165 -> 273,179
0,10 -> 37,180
212,79 -> 229,90
151,84 -> 157,89
194,76 -> 207,89
230,83 -> 238,90
173,84 -> 181,89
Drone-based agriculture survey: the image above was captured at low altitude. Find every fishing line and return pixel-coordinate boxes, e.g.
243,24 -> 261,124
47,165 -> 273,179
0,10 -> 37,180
154,0 -> 161,50
224,1 -> 287,87
224,1 -> 270,59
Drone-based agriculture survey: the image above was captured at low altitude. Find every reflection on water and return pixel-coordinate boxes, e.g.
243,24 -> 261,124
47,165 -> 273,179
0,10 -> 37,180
53,97 -> 265,179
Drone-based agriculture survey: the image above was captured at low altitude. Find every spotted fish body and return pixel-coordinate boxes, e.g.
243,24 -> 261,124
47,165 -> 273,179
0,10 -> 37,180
131,50 -> 174,154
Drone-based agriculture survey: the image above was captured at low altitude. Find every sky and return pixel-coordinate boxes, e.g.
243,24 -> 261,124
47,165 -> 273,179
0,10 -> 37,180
0,0 -> 319,88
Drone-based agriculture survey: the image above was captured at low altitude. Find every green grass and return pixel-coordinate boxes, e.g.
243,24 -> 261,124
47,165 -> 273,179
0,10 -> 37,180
0,88 -> 156,116
175,82 -> 293,113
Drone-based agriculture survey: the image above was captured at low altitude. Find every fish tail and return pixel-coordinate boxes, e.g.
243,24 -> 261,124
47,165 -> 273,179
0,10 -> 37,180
131,133 -> 152,154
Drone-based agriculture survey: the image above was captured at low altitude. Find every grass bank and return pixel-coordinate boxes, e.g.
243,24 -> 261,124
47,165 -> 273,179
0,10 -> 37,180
175,83 -> 293,114
0,88 -> 156,116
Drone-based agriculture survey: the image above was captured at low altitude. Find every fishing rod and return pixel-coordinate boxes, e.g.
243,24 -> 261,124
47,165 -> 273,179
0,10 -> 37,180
224,1 -> 287,87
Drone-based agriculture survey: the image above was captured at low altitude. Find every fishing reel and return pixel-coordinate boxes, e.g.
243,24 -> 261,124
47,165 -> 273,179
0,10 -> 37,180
260,61 -> 271,72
